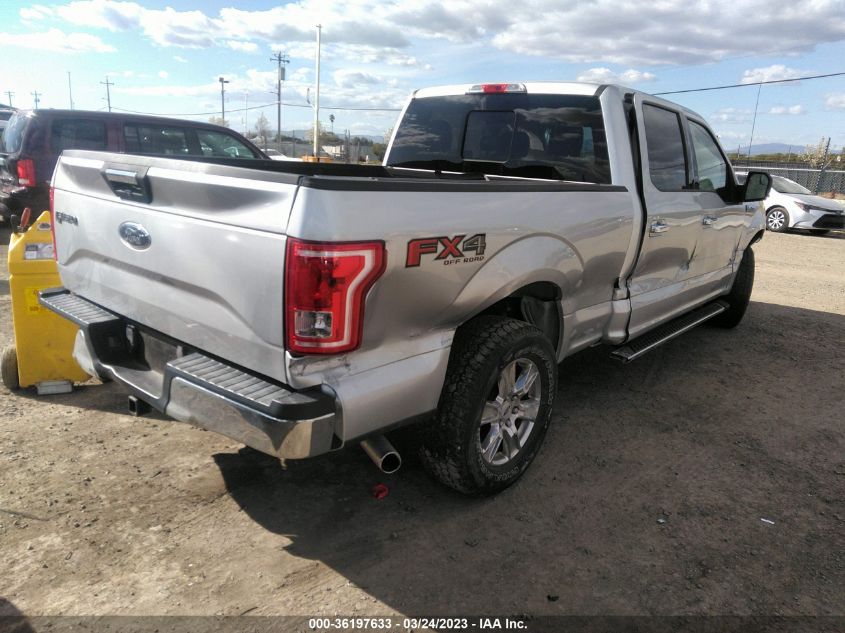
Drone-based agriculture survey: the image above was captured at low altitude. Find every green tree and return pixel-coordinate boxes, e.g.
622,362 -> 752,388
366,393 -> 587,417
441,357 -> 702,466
371,143 -> 387,161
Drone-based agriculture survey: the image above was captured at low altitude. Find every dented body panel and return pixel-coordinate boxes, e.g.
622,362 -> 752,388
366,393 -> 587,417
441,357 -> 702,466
46,82 -> 762,456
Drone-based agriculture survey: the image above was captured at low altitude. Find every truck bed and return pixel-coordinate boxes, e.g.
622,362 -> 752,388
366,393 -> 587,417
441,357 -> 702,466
52,150 -> 635,399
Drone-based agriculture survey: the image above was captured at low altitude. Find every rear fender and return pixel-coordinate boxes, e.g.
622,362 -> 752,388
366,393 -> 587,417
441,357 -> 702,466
448,235 -> 580,325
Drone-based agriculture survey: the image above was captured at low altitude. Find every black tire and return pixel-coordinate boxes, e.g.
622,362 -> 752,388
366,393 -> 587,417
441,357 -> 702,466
766,206 -> 789,232
419,316 -> 557,495
711,248 -> 754,328
1,345 -> 19,391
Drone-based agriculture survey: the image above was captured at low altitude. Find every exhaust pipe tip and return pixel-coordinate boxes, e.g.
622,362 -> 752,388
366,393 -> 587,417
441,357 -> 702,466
361,435 -> 402,474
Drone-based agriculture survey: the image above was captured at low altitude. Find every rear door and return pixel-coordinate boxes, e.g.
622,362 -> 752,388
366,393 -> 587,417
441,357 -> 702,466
627,99 -> 704,337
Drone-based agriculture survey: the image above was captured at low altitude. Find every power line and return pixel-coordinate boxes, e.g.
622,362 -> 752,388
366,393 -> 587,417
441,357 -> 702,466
109,101 -> 401,117
654,71 -> 845,95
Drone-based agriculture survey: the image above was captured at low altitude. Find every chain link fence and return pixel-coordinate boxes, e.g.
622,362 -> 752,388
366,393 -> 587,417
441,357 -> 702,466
733,159 -> 845,196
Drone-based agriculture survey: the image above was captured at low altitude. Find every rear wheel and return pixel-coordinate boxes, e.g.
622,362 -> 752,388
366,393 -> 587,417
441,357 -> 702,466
711,248 -> 754,329
1,345 -> 19,391
419,316 -> 557,495
766,206 -> 789,232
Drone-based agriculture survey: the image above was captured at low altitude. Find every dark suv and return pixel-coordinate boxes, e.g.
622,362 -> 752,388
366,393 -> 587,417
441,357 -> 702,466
0,110 -> 267,223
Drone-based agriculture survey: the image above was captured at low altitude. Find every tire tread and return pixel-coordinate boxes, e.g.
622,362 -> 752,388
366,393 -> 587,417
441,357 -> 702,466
419,316 -> 555,495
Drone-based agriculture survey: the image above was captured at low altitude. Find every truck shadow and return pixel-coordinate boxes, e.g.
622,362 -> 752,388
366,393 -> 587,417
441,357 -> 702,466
212,300 -> 845,615
0,597 -> 36,632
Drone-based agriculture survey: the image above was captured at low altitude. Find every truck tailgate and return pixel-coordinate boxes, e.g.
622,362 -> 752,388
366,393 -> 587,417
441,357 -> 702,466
52,152 -> 300,383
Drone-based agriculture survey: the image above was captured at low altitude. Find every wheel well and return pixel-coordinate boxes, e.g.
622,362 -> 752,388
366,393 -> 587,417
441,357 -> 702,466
476,282 -> 562,353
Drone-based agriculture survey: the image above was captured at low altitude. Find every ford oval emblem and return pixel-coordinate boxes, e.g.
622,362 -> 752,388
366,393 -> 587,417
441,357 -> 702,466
118,222 -> 152,250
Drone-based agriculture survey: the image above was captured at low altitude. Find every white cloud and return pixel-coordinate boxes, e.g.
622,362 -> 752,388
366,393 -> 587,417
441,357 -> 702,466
334,69 -> 380,88
19,4 -> 52,21
226,40 -> 258,53
173,55 -> 188,63
826,94 -> 845,110
576,67 -> 656,84
714,130 -> 748,141
768,105 -> 804,115
55,0 -> 142,31
158,70 -> 169,79
710,108 -> 752,124
33,0 -> 845,66
0,28 -> 115,53
491,1 -> 845,65
740,65 -> 808,84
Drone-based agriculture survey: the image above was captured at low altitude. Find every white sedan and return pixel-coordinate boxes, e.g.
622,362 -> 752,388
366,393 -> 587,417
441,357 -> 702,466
761,175 -> 844,234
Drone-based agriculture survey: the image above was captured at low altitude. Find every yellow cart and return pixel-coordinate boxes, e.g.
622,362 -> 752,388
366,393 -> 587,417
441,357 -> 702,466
2,211 -> 89,394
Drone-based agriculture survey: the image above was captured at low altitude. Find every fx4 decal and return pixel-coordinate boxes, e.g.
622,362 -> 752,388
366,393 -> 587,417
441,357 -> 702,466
406,234 -> 487,267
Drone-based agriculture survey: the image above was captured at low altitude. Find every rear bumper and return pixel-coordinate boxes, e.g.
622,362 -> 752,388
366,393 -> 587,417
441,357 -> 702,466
39,288 -> 338,459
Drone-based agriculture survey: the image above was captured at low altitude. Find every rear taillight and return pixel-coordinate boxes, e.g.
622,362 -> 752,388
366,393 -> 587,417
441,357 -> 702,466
49,186 -> 57,260
285,238 -> 386,354
16,159 -> 36,187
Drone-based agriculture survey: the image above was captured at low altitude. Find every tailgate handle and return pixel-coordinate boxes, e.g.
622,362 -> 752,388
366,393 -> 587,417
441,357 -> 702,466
102,166 -> 152,204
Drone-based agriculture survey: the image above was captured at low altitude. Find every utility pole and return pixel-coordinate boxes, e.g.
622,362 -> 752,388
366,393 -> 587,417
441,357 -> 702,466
242,91 -> 249,136
101,76 -> 114,112
313,24 -> 321,160
5,91 -> 13,108
31,91 -> 41,109
219,76 -> 229,121
67,71 -> 74,109
271,51 -> 289,152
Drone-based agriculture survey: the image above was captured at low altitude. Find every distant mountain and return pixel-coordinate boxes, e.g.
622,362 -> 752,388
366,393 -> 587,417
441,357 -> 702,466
731,142 -> 842,156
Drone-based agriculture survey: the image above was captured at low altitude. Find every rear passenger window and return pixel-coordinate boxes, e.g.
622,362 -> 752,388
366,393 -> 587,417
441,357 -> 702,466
643,104 -> 688,191
196,130 -> 258,159
689,121 -> 727,193
51,119 -> 106,153
124,125 -> 189,155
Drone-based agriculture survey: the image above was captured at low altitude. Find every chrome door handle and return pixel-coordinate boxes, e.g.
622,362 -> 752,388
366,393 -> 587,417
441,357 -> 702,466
650,220 -> 669,235
702,215 -> 717,226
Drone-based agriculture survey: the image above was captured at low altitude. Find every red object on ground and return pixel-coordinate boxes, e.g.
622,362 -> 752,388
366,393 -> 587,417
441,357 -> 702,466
372,484 -> 389,500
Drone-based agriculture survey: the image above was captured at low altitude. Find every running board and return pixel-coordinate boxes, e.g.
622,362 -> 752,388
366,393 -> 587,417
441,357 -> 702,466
611,301 -> 728,363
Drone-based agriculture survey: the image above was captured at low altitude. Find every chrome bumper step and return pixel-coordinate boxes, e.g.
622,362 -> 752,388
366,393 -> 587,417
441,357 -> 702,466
38,288 -> 333,420
610,301 -> 728,363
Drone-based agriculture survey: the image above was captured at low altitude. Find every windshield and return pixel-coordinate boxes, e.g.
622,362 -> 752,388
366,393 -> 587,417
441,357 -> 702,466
387,93 -> 610,183
772,175 -> 811,195
2,113 -> 28,154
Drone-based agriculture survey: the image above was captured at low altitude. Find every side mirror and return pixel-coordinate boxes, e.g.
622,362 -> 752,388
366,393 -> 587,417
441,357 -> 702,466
743,171 -> 771,202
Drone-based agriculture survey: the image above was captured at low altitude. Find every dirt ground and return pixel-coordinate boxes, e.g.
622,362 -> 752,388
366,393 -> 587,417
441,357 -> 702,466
0,227 -> 843,623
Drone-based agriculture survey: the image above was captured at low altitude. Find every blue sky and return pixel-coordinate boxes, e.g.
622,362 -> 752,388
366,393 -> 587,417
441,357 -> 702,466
1,0 -> 844,151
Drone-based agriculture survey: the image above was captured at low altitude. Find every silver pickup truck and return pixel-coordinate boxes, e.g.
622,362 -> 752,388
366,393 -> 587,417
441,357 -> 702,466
41,82 -> 771,495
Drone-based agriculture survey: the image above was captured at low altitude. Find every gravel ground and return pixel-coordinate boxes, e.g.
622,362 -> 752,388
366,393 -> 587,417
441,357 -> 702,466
0,227 -> 843,622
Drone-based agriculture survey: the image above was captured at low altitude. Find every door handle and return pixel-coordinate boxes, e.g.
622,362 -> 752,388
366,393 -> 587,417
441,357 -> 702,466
650,220 -> 669,235
702,215 -> 717,226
